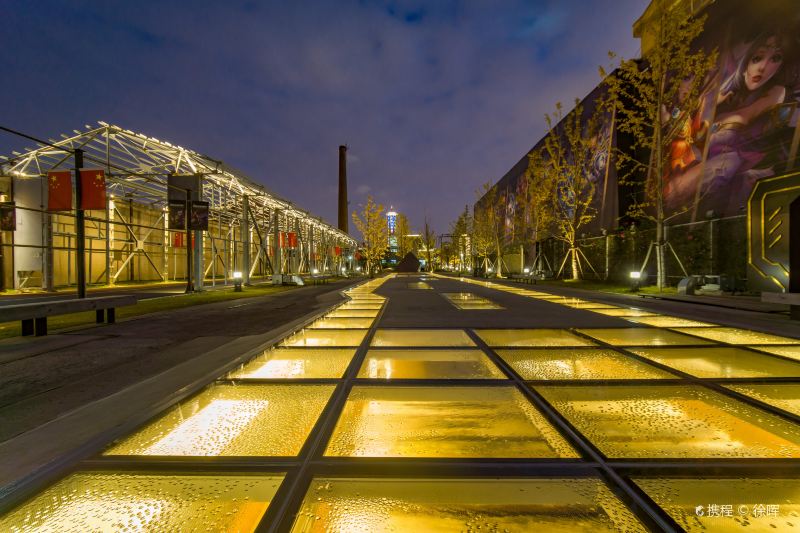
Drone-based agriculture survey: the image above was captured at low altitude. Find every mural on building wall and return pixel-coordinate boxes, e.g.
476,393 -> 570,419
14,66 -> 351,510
662,0 -> 800,220
481,85 -> 618,245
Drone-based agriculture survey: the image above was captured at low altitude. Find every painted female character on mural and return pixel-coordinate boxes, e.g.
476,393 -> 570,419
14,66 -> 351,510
666,30 -> 798,214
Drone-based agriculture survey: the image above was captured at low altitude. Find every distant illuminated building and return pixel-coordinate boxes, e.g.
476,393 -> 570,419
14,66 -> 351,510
387,208 -> 398,251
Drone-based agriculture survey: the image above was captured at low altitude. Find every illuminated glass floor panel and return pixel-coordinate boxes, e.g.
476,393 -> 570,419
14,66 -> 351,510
358,349 -> 506,379
441,292 -> 503,310
588,308 -> 658,317
476,329 -> 595,347
634,477 -> 800,532
307,317 -> 374,329
407,281 -> 432,289
498,348 -> 673,380
628,347 -> 800,378
371,329 -> 476,347
105,384 -> 334,456
0,472 -> 283,532
671,327 -> 800,345
325,309 -> 379,318
536,384 -> 800,458
726,384 -> 800,416
749,345 -> 800,361
228,348 -> 355,379
325,386 -> 578,458
281,328 -> 367,347
576,328 -> 713,346
291,477 -> 645,532
564,302 -> 621,310
626,316 -> 717,328
339,302 -> 384,310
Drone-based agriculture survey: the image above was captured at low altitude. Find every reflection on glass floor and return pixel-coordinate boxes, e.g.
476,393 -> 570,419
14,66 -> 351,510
0,473 -> 284,532
291,477 -> 645,532
537,384 -> 800,458
477,329 -> 595,347
229,348 -> 355,379
325,386 -> 577,458
371,328 -> 476,347
629,347 -> 800,378
441,292 -> 503,310
725,383 -> 800,416
105,384 -> 334,456
359,349 -> 505,379
577,328 -> 712,346
498,348 -> 672,380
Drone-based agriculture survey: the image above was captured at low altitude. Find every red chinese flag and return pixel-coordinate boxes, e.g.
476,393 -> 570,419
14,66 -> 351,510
79,169 -> 106,210
47,171 -> 73,211
287,232 -> 297,248
334,246 -> 342,256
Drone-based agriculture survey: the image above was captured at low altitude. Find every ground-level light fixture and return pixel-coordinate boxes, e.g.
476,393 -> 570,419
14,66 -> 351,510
629,270 -> 641,291
355,266 -> 361,272
312,268 -> 319,274
523,267 -> 530,274
233,271 -> 243,291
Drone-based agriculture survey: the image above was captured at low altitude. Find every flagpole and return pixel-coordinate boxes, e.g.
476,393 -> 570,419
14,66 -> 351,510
74,149 -> 86,299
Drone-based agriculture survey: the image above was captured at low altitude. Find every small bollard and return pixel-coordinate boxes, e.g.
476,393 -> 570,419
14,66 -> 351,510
233,271 -> 243,292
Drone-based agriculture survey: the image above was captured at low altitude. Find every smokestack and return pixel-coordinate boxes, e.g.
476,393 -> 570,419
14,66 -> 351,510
338,145 -> 348,233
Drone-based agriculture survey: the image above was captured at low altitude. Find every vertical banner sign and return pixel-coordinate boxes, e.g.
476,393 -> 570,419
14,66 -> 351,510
334,246 -> 342,256
287,232 -> 298,248
168,200 -> 187,230
47,170 -> 73,211
0,202 -> 15,231
279,231 -> 287,249
79,169 -> 106,210
189,201 -> 209,231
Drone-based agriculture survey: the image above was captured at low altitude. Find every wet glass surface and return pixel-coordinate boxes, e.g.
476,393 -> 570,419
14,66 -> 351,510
537,384 -> 800,458
229,348 -> 355,379
625,316 -> 717,328
671,327 -> 800,345
589,308 -> 658,317
635,478 -> 800,532
105,384 -> 334,456
476,329 -> 596,347
441,292 -> 503,310
725,384 -> 800,416
749,345 -> 800,361
325,386 -> 577,458
371,329 -> 476,347
281,329 -> 367,347
0,472 -> 283,532
325,309 -> 380,318
628,347 -> 800,378
307,317 -> 375,329
498,348 -> 672,380
291,477 -> 645,532
358,349 -> 506,379
576,328 -> 712,346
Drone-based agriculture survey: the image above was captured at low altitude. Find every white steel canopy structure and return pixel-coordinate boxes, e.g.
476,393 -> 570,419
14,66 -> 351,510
0,122 -> 354,290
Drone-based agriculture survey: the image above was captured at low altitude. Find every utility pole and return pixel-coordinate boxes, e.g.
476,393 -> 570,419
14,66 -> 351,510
74,149 -> 86,298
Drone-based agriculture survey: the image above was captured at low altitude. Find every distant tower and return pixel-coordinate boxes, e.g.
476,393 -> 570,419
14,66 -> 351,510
338,145 -> 348,233
387,208 -> 398,251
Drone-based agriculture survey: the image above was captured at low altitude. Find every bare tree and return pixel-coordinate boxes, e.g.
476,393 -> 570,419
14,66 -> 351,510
422,217 -> 436,271
519,149 -> 556,272
601,1 -> 716,289
351,195 -> 388,277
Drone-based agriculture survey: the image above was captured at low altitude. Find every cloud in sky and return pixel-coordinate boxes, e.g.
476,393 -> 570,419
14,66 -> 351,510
1,0 -> 647,234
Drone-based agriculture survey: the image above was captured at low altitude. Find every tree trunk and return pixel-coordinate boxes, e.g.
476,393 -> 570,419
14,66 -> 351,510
656,219 -> 666,289
570,247 -> 580,280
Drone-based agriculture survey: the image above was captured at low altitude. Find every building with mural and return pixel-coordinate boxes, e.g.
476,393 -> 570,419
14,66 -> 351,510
476,0 -> 800,292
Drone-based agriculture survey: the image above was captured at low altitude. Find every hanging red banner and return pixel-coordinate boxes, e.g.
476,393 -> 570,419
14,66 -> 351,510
287,232 -> 297,248
172,232 -> 194,248
279,232 -> 286,248
47,170 -> 72,211
79,169 -> 106,210
334,246 -> 342,256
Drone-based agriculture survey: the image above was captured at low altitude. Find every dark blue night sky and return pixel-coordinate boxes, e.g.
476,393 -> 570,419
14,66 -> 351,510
2,0 -> 646,233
